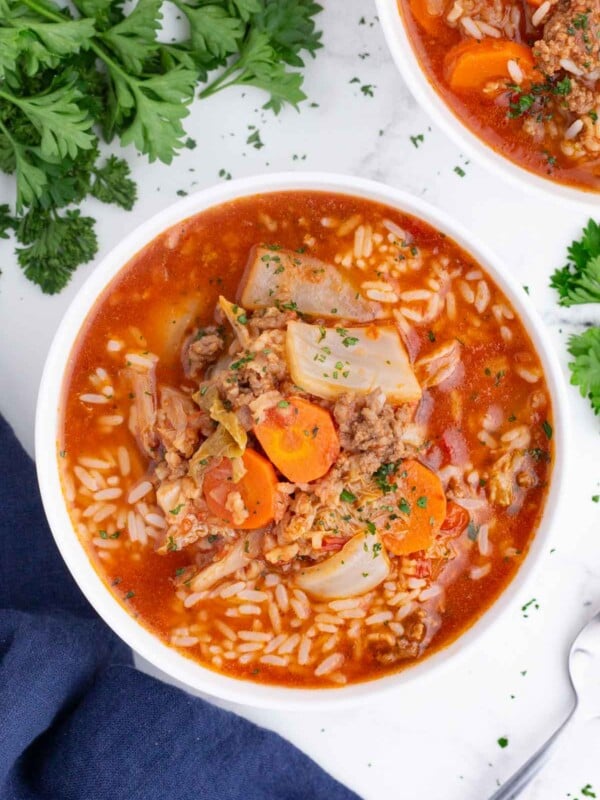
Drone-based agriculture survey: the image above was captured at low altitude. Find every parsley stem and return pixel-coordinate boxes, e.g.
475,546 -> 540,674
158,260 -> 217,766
21,0 -> 63,21
199,61 -> 242,99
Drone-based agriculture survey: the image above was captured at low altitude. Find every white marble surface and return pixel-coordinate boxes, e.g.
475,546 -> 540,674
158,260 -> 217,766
1,2 -> 600,798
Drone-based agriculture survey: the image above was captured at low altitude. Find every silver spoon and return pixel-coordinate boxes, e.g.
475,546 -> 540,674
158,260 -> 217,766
490,607 -> 600,800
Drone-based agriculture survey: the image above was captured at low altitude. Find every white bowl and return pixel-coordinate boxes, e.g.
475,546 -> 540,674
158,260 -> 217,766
36,172 -> 569,709
375,0 -> 598,204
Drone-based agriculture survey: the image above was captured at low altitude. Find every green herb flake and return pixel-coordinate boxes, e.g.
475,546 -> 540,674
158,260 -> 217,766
542,420 -> 553,440
497,737 -> 509,749
169,504 -> 184,516
340,488 -> 357,503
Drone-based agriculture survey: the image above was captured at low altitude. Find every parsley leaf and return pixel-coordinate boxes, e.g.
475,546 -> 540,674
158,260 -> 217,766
90,155 -> 137,209
551,220 -> 600,306
568,329 -> 600,415
0,0 -> 323,294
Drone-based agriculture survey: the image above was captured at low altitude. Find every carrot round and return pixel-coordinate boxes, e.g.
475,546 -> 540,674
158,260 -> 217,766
253,396 -> 340,483
381,460 -> 447,556
441,500 -> 470,537
445,39 -> 535,91
203,448 -> 277,529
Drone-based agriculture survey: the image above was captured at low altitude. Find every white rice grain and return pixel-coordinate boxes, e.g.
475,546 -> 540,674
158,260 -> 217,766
366,611 -> 393,626
74,466 -> 99,492
237,642 -> 263,653
93,487 -> 122,501
565,119 -> 584,140
275,583 -> 289,613
79,457 -> 112,470
290,598 -> 310,621
470,563 -> 492,580
98,415 -> 124,427
127,481 -> 153,504
237,589 -> 268,602
474,280 -> 491,313
93,504 -> 117,523
260,654 -> 288,667
117,446 -> 131,477
125,353 -> 157,370
268,601 -> 282,634
560,58 -> 583,77
329,598 -> 360,611
264,633 -> 287,654
315,653 -> 344,677
461,16 -> 483,39
220,581 -> 245,599
532,0 -> 550,26
506,58 -> 524,86
298,636 -> 312,665
278,633 -> 301,655
238,631 -> 272,643
79,393 -> 109,405
172,635 -> 198,647
239,604 -> 261,616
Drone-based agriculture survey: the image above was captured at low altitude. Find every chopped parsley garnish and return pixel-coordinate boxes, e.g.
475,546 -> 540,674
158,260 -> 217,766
124,590 -> 135,601
169,504 -> 184,515
398,498 -> 411,515
230,353 -> 255,371
521,598 -> 539,617
166,536 -> 178,552
497,737 -> 509,749
410,133 -> 424,148
373,461 -> 400,494
340,488 -> 357,503
453,166 -> 466,177
416,496 -> 428,509
542,420 -> 553,440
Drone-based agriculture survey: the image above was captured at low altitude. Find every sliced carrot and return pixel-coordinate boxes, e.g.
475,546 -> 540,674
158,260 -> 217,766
408,0 -> 448,37
381,460 -> 447,556
445,39 -> 535,91
253,396 -> 340,483
203,448 -> 277,529
440,500 -> 470,537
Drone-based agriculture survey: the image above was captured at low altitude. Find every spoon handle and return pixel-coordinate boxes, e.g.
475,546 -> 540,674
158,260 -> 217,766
488,710 -> 575,800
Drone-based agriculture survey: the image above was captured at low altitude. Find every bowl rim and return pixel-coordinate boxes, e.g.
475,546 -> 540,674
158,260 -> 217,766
35,171 -> 569,710
374,0 -> 598,205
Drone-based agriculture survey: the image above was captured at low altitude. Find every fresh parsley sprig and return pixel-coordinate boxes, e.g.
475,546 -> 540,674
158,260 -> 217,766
568,328 -> 600,416
0,0 -> 322,293
551,219 -> 600,306
551,220 -> 600,416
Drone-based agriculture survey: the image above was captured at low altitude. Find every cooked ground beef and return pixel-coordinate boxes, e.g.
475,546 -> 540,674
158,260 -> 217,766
534,1 -> 600,85
247,306 -> 297,334
209,328 -> 289,411
184,327 -> 224,378
333,389 -> 414,464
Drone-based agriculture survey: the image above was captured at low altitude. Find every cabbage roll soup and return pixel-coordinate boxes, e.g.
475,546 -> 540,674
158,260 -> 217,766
59,192 -> 553,687
398,0 -> 600,192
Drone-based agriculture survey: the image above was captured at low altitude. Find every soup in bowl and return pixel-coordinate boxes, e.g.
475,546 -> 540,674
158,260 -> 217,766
377,0 -> 600,197
36,174 -> 566,706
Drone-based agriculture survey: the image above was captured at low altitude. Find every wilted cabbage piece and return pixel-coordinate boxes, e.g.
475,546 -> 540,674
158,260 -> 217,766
286,321 -> 422,404
295,530 -> 390,600
239,246 -> 385,321
218,296 -> 251,347
190,386 -> 247,481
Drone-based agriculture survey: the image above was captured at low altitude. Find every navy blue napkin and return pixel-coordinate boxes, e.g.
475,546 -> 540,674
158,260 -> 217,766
0,416 -> 359,800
